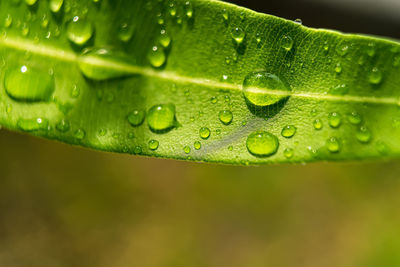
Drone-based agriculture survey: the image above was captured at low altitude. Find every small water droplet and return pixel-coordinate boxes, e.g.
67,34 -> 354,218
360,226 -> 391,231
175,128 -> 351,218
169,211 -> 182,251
158,29 -> 171,48
313,119 -> 323,130
74,128 -> 86,140
194,141 -> 201,150
367,42 -> 376,57
281,125 -> 296,138
67,16 -> 94,46
284,148 -> 294,159
49,0 -> 64,13
243,71 -> 291,107
348,111 -> 362,125
281,35 -> 293,51
335,63 -> 342,73
329,84 -> 348,96
376,141 -> 388,155
336,42 -> 349,56
210,96 -> 217,104
219,110 -> 233,125
327,137 -> 341,153
184,145 -> 191,154
17,117 -> 48,132
368,67 -> 383,85
128,109 -> 145,127
328,112 -> 342,128
199,127 -> 211,139
147,104 -> 176,132
56,119 -> 70,133
24,0 -> 38,6
184,1 -> 194,19
148,46 -> 166,68
246,131 -> 279,158
118,22 -> 134,42
148,139 -> 159,150
134,146 -> 143,154
294,18 -> 303,25
222,9 -> 229,23
5,65 -> 54,102
356,126 -> 371,143
231,27 -> 245,45
4,14 -> 13,28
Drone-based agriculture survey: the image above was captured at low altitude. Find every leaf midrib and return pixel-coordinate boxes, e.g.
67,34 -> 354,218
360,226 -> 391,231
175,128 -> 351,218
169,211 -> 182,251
1,36 -> 399,106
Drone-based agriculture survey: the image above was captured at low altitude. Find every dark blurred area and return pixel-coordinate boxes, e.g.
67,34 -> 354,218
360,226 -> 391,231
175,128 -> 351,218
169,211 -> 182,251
1,0 -> 400,266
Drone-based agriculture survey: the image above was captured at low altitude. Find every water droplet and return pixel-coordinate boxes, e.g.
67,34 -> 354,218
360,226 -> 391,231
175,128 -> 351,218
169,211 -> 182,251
328,112 -> 342,128
231,27 -> 245,45
56,119 -> 70,133
348,111 -> 362,125
368,67 -> 383,85
313,119 -> 323,130
329,84 -> 348,96
78,48 -> 133,80
284,148 -> 294,159
367,43 -> 376,57
128,109 -> 145,127
184,1 -> 194,19
335,63 -> 342,73
148,139 -> 159,150
49,0 -> 64,13
281,125 -> 296,138
71,85 -> 80,98
148,46 -> 166,68
222,9 -> 229,23
168,0 -> 177,17
74,129 -> 86,140
246,131 -> 279,158
118,22 -> 134,42
184,145 -> 191,154
294,18 -> 302,24
393,56 -> 400,67
24,0 -> 37,6
194,141 -> 201,150
281,35 -> 293,51
336,42 -> 349,56
147,104 -> 176,132
376,141 -> 388,155
134,146 -> 143,154
17,117 -> 48,132
199,127 -> 211,139
356,126 -> 371,143
67,16 -> 94,46
158,29 -> 171,48
5,65 -> 54,102
210,96 -> 217,104
255,33 -> 262,46
326,137 -> 341,153
228,145 -> 233,151
243,71 -> 291,107
4,14 -> 13,28
219,110 -> 233,125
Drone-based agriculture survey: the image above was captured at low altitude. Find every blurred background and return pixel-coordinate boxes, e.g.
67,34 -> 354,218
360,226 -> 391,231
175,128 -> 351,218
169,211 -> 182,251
1,0 -> 400,266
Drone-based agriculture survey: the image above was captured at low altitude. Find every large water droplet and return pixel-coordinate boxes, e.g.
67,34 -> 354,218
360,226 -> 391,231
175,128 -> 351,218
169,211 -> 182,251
147,104 -> 176,132
243,71 -> 291,107
67,16 -> 94,46
78,48 -> 133,80
246,131 -> 279,157
5,65 -> 54,102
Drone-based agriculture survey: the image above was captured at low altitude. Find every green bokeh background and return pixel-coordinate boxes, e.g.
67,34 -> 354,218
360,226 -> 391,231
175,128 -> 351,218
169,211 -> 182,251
1,0 -> 400,266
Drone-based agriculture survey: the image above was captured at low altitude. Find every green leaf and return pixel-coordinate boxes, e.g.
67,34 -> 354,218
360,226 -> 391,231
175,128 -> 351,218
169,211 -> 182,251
0,0 -> 400,165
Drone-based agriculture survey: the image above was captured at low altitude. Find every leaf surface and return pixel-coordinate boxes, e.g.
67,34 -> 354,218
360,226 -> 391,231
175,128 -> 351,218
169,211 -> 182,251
1,0 -> 400,164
